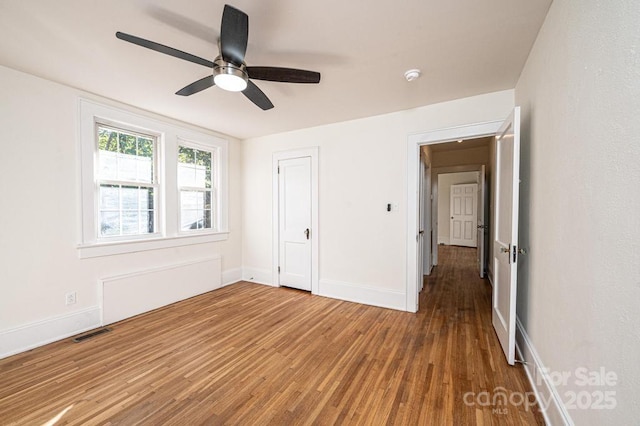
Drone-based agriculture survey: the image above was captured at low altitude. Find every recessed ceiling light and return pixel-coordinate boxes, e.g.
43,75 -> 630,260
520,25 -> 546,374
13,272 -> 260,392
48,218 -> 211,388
404,69 -> 421,82
457,139 -> 463,143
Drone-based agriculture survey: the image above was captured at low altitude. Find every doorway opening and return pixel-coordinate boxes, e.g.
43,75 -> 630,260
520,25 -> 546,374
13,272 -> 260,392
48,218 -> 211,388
425,136 -> 493,279
407,110 -> 521,365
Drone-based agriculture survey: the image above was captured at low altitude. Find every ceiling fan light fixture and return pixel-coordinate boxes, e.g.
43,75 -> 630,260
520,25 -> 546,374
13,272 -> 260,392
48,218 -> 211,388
214,73 -> 247,92
213,57 -> 248,92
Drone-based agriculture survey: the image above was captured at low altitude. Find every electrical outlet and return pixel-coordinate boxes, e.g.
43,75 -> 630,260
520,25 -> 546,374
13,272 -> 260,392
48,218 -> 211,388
65,291 -> 77,305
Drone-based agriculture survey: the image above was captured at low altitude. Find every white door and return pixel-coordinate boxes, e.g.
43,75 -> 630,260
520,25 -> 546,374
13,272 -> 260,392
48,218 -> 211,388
422,163 -> 432,276
477,165 -> 487,277
492,107 -> 521,365
278,157 -> 312,291
449,183 -> 478,247
417,155 -> 425,292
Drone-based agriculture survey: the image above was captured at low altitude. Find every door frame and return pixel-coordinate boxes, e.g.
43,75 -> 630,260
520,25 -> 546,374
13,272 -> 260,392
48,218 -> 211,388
272,147 -> 319,294
406,121 -> 502,312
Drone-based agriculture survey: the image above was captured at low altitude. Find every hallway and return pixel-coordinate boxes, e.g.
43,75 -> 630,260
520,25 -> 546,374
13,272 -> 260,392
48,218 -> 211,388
420,245 -> 543,424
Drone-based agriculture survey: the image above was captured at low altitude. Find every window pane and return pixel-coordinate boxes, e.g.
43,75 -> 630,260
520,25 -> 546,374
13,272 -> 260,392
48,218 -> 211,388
136,157 -> 152,183
140,187 -> 154,210
140,210 -> 154,234
205,191 -> 211,210
98,128 -> 118,152
138,138 -> 153,158
118,151 -> 138,181
121,186 -> 139,210
100,211 -> 120,236
196,150 -> 212,189
181,209 -> 202,231
137,138 -> 154,182
99,186 -> 155,234
121,211 -> 139,235
98,151 -> 118,180
178,146 -> 212,189
119,133 -> 137,155
203,209 -> 212,229
180,191 -> 199,209
99,184 -> 119,209
178,163 -> 196,187
178,146 -> 195,164
180,188 -> 212,231
97,126 -> 154,184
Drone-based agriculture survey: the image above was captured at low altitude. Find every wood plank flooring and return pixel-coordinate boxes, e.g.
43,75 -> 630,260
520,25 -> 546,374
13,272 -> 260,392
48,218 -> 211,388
0,246 -> 543,425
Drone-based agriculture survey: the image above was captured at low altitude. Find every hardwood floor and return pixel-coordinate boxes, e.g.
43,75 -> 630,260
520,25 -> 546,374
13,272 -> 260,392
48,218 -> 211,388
0,246 -> 543,425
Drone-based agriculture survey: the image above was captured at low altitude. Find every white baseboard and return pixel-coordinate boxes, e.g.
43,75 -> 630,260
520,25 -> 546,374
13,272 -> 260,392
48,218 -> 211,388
515,317 -> 573,425
0,306 -> 101,360
222,268 -> 242,287
242,267 -> 274,286
318,279 -> 406,311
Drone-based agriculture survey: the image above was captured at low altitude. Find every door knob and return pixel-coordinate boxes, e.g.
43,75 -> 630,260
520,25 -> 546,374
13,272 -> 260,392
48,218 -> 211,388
304,228 -> 310,240
500,247 -> 509,253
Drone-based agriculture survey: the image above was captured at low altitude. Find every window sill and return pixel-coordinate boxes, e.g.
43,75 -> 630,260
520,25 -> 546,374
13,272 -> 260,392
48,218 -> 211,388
77,232 -> 229,259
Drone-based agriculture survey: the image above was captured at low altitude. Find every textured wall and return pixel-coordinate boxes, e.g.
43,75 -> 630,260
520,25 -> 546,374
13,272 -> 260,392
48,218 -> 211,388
515,0 -> 640,423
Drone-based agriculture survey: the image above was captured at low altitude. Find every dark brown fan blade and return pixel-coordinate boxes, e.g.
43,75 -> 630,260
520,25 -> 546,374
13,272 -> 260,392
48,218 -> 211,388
246,67 -> 321,83
242,80 -> 274,110
176,75 -> 215,96
220,5 -> 248,65
116,32 -> 214,68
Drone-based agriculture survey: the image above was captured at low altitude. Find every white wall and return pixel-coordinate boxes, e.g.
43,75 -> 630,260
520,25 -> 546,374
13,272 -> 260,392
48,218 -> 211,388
436,172 -> 479,245
242,90 -> 514,309
514,0 -> 640,424
0,66 -> 243,357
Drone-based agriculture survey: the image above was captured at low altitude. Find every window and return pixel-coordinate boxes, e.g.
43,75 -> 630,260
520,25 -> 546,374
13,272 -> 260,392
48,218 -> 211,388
178,144 -> 215,232
97,125 -> 158,238
79,99 -> 229,258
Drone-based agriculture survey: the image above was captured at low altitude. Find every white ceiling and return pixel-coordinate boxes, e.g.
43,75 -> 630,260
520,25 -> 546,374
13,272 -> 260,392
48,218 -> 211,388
0,0 -> 551,139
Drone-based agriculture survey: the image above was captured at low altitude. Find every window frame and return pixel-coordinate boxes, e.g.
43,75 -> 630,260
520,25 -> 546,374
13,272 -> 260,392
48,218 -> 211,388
78,99 -> 229,258
95,122 -> 162,242
176,140 -> 219,235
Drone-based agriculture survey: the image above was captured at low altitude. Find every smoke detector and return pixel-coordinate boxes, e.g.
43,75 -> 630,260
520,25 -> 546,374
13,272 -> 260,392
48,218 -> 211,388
404,69 -> 421,82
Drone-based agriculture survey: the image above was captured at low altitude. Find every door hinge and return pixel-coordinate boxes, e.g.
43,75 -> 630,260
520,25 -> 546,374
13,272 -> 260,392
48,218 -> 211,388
278,266 -> 280,273
277,166 -> 280,174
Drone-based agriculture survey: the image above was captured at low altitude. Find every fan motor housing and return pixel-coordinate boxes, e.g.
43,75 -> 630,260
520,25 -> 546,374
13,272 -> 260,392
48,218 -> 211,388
213,57 -> 248,91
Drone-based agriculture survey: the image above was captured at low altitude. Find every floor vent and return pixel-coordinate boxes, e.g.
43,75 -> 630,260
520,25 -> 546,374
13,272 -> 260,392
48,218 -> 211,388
72,327 -> 112,343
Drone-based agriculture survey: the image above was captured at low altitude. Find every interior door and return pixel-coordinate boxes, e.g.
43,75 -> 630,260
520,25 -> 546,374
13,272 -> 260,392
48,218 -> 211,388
278,157 -> 312,291
477,165 -> 487,277
492,106 -> 521,365
417,155 -> 425,292
449,183 -> 478,247
422,163 -> 432,276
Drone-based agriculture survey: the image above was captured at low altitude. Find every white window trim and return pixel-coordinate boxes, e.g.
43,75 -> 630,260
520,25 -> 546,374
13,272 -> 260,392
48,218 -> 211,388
176,139 -> 220,235
94,123 -> 162,241
78,98 -> 229,258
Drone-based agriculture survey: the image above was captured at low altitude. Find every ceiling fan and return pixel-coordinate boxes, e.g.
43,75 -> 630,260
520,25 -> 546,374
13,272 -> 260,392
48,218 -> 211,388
116,4 -> 321,110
